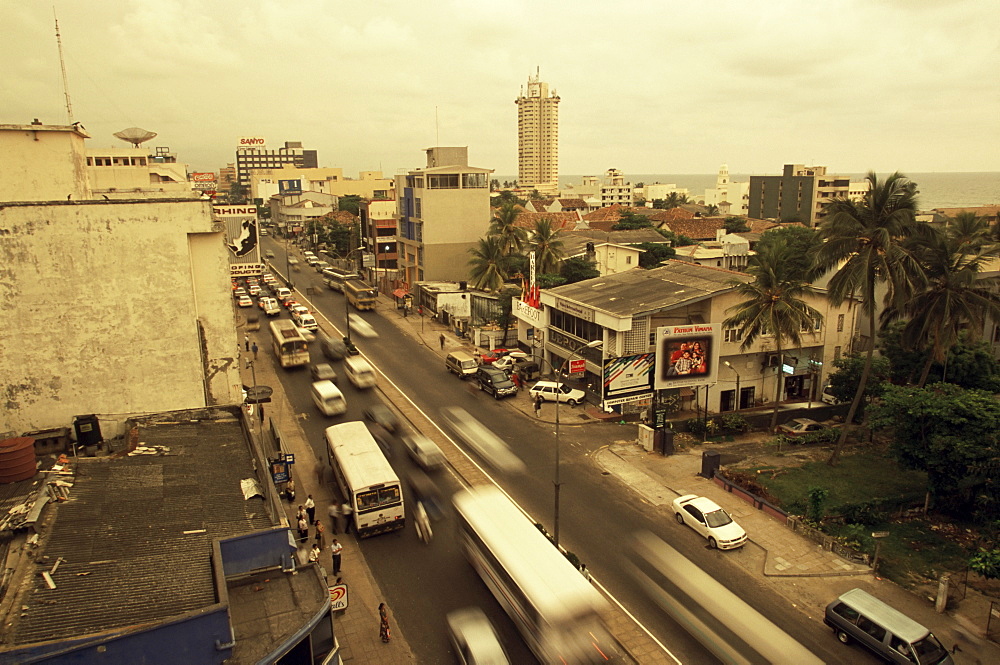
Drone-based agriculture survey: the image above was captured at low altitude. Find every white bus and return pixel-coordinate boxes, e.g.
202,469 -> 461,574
452,486 -> 620,664
325,422 -> 404,538
269,319 -> 309,368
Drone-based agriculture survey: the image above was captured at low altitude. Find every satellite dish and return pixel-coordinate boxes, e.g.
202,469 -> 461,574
113,127 -> 157,147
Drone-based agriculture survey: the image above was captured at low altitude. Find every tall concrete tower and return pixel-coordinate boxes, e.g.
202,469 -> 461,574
515,68 -> 560,195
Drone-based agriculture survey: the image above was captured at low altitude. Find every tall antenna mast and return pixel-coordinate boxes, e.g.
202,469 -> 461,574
435,106 -> 439,146
54,9 -> 74,123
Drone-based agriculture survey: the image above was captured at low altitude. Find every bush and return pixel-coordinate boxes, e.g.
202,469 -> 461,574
718,413 -> 751,434
840,500 -> 889,526
685,418 -> 708,436
718,469 -> 780,505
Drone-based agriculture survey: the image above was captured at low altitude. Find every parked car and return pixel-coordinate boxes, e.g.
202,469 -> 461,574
529,380 -> 586,406
248,284 -> 261,296
447,607 -> 510,665
364,404 -> 399,433
475,366 -> 518,400
492,352 -> 529,374
233,288 -> 248,299
258,297 -> 281,317
672,494 -> 747,550
237,295 -> 253,307
310,362 -> 338,383
778,418 -> 827,437
479,348 -> 510,364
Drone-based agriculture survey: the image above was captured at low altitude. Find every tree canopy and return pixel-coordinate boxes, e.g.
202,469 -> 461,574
631,242 -> 676,269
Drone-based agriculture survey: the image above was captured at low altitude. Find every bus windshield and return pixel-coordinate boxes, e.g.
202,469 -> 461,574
357,485 -> 401,511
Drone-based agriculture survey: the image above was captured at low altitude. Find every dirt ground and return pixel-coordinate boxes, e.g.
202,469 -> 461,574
673,430 -> 834,469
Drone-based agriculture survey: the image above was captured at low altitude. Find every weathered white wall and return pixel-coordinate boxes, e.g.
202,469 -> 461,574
0,198 -> 241,434
0,125 -> 91,201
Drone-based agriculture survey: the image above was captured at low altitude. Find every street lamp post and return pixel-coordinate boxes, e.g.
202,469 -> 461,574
553,339 -> 603,548
723,360 -> 741,411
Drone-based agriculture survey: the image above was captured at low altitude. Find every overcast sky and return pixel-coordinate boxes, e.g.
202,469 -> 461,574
3,0 -> 998,177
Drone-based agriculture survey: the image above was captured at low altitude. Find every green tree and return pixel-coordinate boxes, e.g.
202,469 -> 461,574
705,204 -> 720,216
338,195 -> 362,216
870,383 -> 1000,504
723,216 -> 750,233
756,225 -> 822,278
724,238 -> 823,429
488,200 -> 527,257
612,210 -> 653,230
934,334 -> 1000,392
825,353 -> 891,408
529,189 -> 543,201
490,178 -> 501,191
632,243 -> 676,269
490,190 -> 527,208
815,172 -> 924,465
663,192 -> 689,209
656,228 -> 695,246
885,214 -> 1000,386
970,549 -> 1000,580
228,181 -> 248,204
652,198 -> 668,210
561,256 -> 600,283
538,273 -> 568,288
468,236 -> 510,292
528,217 -> 564,274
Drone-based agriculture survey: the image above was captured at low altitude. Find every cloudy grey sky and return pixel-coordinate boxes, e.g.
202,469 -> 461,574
3,0 -> 998,177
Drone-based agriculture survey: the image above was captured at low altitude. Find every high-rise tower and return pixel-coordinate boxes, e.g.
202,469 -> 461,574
515,69 -> 560,195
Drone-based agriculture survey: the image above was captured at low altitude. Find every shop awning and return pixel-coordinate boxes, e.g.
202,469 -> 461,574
392,288 -> 410,299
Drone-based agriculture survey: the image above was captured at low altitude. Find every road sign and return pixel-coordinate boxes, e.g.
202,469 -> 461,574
244,385 -> 273,404
569,358 -> 586,374
284,453 -> 295,465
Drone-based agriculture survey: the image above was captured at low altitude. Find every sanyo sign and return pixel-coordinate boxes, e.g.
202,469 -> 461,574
237,136 -> 267,148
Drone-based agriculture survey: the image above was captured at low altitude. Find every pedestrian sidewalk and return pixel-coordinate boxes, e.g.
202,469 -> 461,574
596,439 -> 1000,663
239,322 -> 417,664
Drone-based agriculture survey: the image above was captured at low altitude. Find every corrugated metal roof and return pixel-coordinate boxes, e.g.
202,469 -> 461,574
12,414 -> 271,645
547,260 -> 748,318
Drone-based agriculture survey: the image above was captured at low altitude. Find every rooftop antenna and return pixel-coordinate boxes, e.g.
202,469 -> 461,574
54,9 -> 74,123
435,106 -> 439,146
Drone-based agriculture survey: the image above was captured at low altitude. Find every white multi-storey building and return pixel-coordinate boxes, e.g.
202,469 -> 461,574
515,70 -> 560,195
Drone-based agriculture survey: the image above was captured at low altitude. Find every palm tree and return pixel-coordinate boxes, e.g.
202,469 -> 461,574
528,217 -> 564,274
489,201 -> 527,256
664,192 -> 689,209
885,215 -> 1000,386
814,171 -> 924,465
723,238 -> 823,430
468,236 -> 510,292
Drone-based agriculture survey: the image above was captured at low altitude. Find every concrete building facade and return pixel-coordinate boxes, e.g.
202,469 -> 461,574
515,70 -> 560,195
250,166 -> 392,203
86,145 -> 192,199
235,140 -> 317,187
395,147 -> 493,284
748,164 -> 853,226
0,123 -> 242,434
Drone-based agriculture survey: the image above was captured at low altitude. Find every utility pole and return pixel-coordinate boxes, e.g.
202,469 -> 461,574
54,11 -> 74,123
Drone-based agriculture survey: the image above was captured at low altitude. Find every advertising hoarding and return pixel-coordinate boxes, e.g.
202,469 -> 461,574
213,205 -> 263,277
653,324 -> 721,390
237,136 -> 267,148
602,353 -> 655,403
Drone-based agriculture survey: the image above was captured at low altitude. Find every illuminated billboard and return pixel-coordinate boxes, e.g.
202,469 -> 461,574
653,324 -> 720,390
602,353 -> 655,404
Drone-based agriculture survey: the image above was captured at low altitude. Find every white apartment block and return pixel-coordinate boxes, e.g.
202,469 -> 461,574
250,166 -> 393,203
701,164 -> 750,215
515,70 -> 560,195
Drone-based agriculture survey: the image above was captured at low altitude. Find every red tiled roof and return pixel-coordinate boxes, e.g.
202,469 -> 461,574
647,208 -> 696,223
558,198 -> 588,208
933,205 -> 1000,218
582,204 -> 626,222
660,217 -> 724,240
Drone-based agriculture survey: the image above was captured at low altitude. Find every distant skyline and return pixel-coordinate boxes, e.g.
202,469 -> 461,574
3,1 -> 998,176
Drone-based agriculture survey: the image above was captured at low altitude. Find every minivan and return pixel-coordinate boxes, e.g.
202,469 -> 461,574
310,380 -> 347,416
821,384 -> 838,405
344,357 -> 376,389
475,366 -> 518,399
824,588 -> 953,664
275,287 -> 292,301
446,351 -> 479,379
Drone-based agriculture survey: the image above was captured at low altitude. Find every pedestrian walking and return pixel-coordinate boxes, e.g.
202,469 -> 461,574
297,515 -> 309,543
328,502 -> 341,534
439,333 -> 445,350
314,519 -> 326,549
285,479 -> 296,502
341,502 -> 353,534
244,335 -> 250,352
305,495 -> 316,523
251,342 -> 258,359
534,394 -> 543,417
309,543 -> 321,563
331,539 -> 343,575
297,505 -> 306,523
379,603 -> 392,643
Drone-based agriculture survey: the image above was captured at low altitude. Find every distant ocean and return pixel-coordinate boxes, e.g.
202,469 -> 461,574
499,172 -> 1000,211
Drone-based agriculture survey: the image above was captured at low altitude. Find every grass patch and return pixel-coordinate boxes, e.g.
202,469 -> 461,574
738,449 -> 927,514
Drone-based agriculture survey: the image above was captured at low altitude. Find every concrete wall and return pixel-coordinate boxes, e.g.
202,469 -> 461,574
0,198 -> 241,434
0,125 -> 91,201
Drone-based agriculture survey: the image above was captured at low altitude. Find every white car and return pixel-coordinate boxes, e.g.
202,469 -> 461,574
528,381 -> 586,406
447,607 -> 509,665
672,494 -> 747,550
348,314 -> 379,338
237,295 -> 253,308
248,284 -> 261,296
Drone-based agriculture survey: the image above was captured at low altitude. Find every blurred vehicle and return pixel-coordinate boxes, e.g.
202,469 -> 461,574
368,422 -> 393,458
414,500 -> 433,544
322,267 -> 360,292
324,422 -> 404,537
529,381 -> 585,406
475,366 -> 518,399
453,486 -> 616,664
310,362 -> 337,383
447,607 -> 509,665
345,357 -> 376,389
672,494 -> 747,549
295,326 -> 316,342
348,314 -> 379,338
363,404 -> 399,433
233,287 -> 248,299
777,418 -> 826,437
319,333 -> 349,361
627,532 -> 822,664
310,380 -> 346,417
407,467 -> 445,521
264,250 -> 275,259
401,433 -> 446,471
248,285 -> 261,297
258,297 -> 281,317
287,257 -> 299,266
237,295 -> 253,307
479,348 -> 510,364
439,407 -> 525,474
314,260 -> 331,272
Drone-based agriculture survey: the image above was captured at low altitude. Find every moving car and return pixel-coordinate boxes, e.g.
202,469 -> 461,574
237,295 -> 253,307
348,314 -> 379,338
310,362 -> 337,383
529,381 -> 586,406
672,494 -> 747,550
258,297 -> 281,317
777,418 -> 826,437
233,288 -> 248,299
363,404 -> 399,433
447,607 -> 510,665
401,433 -> 446,470
319,333 -> 349,361
248,284 -> 261,296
